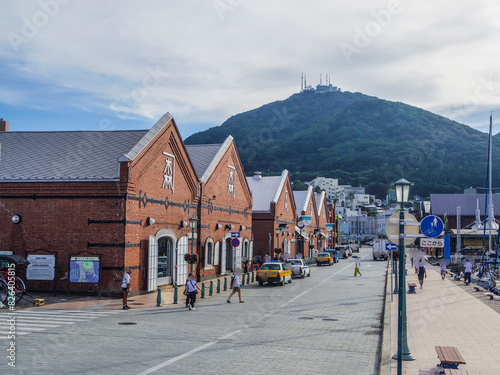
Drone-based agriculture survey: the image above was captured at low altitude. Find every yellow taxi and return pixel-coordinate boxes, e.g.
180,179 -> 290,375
256,262 -> 292,286
316,252 -> 333,266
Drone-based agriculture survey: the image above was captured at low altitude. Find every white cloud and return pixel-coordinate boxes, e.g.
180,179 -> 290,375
1,0 -> 500,132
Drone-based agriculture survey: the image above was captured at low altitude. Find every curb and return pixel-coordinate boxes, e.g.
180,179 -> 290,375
379,261 -> 392,375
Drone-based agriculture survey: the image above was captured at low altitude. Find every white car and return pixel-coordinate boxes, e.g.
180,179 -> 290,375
285,259 -> 311,278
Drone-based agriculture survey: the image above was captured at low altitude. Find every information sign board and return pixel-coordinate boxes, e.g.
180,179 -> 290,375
27,254 -> 55,280
69,257 -> 100,283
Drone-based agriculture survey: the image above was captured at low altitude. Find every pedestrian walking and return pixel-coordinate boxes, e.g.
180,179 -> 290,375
227,268 -> 245,303
121,267 -> 131,310
354,262 -> 362,277
183,277 -> 190,308
185,273 -> 201,311
417,259 -> 426,288
410,257 -> 414,267
463,259 -> 473,284
440,261 -> 447,280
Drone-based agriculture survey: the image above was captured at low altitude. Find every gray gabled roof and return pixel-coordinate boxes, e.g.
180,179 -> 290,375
0,129 -> 148,181
185,136 -> 233,182
431,194 -> 500,216
0,113 -> 179,182
294,185 -> 314,217
246,170 -> 289,212
315,191 -> 326,215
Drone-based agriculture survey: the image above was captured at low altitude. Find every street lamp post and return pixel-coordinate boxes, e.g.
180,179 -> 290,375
189,216 -> 198,273
392,179 -> 415,374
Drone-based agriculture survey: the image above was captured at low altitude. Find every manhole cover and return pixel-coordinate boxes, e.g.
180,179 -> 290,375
371,324 -> 383,329
130,303 -> 145,305
356,284 -> 365,286
364,330 -> 380,335
298,317 -> 314,320
118,322 -> 137,325
322,318 -> 338,322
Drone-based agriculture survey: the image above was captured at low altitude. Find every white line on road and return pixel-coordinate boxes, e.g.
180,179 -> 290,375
137,330 -> 242,375
137,253 -> 371,375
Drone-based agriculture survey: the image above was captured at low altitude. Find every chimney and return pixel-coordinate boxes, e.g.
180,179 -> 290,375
0,118 -> 9,132
253,172 -> 262,180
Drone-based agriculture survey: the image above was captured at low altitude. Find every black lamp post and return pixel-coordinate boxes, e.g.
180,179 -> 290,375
392,178 -> 415,374
189,216 -> 198,273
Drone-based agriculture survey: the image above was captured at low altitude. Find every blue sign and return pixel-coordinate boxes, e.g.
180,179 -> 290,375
231,232 -> 240,238
420,215 -> 444,238
386,243 -> 398,251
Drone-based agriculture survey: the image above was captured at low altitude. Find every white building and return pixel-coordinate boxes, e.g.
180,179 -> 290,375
308,177 -> 353,200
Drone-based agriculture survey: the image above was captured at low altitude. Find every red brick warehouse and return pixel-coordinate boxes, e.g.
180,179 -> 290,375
246,170 -> 297,261
0,115 -> 252,295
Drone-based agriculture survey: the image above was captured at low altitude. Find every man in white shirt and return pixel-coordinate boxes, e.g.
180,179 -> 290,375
463,259 -> 473,284
121,267 -> 131,310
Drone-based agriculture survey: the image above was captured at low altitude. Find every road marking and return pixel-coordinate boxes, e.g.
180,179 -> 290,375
137,253 -> 372,375
137,330 -> 242,375
0,309 -> 118,339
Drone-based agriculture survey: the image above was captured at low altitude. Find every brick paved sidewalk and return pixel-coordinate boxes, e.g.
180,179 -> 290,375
389,251 -> 500,374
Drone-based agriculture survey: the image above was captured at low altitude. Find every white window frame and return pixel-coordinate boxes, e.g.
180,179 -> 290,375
204,238 -> 215,270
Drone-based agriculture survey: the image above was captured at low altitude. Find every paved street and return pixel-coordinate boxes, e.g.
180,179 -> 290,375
2,247 -> 387,375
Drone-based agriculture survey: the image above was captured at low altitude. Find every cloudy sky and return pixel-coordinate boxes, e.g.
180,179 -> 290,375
1,1 -> 500,137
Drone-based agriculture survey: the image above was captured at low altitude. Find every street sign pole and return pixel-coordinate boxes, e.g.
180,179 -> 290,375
390,248 -> 393,303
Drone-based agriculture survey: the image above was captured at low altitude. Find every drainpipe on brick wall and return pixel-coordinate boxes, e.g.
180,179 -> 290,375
196,184 -> 203,281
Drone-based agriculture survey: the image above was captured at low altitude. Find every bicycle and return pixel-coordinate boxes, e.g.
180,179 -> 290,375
0,255 -> 29,306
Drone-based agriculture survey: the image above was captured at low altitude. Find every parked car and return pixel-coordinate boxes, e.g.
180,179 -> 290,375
285,259 -> 311,278
323,249 -> 338,263
316,252 -> 334,266
256,262 -> 292,286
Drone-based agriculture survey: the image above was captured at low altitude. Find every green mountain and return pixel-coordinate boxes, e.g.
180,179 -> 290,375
185,91 -> 497,198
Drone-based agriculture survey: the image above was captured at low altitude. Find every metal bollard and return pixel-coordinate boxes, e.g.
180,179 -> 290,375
251,271 -> 254,283
217,279 -> 221,293
173,285 -> 178,304
201,282 -> 205,298
247,272 -> 250,284
209,280 -> 213,296
241,274 -> 245,287
224,277 -> 227,291
156,287 -> 162,307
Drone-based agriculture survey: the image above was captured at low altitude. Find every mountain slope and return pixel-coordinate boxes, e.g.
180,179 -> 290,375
185,91 -> 496,198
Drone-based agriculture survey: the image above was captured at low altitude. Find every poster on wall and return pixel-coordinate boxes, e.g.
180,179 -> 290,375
69,257 -> 100,283
27,254 -> 55,280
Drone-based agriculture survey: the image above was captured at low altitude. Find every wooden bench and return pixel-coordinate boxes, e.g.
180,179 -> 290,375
435,346 -> 466,372
443,368 -> 470,375
407,282 -> 417,294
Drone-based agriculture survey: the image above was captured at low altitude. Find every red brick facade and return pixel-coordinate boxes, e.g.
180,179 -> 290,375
0,115 -> 252,295
196,139 -> 253,280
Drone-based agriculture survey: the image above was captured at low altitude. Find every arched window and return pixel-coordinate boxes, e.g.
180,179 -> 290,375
206,242 -> 213,265
243,241 -> 249,258
205,238 -> 215,269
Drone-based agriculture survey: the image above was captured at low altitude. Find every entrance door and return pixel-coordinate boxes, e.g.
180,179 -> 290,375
158,237 -> 174,285
176,236 -> 188,285
225,238 -> 233,272
148,236 -> 158,292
